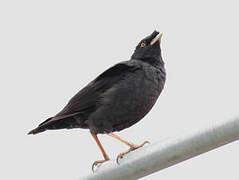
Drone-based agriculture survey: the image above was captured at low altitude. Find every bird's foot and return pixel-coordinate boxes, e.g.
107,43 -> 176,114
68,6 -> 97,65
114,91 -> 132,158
92,158 -> 109,172
116,141 -> 149,164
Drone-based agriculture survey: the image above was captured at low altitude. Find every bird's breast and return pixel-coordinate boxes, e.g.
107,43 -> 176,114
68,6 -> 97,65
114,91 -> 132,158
88,66 -> 165,134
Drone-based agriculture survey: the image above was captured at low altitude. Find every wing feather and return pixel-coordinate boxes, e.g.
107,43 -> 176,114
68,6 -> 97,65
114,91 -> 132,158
54,61 -> 140,121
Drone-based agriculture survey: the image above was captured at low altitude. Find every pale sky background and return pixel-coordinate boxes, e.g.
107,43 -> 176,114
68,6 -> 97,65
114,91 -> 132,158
1,0 -> 239,179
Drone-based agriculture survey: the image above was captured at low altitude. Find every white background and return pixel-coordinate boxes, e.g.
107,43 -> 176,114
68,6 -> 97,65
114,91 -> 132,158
1,0 -> 239,179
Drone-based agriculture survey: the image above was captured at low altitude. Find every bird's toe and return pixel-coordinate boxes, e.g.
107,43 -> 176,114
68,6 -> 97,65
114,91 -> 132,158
140,140 -> 150,147
92,159 -> 109,172
116,140 -> 150,164
116,153 -> 125,164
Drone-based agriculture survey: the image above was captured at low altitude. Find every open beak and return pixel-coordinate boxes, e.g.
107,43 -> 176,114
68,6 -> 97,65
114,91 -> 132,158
150,32 -> 163,45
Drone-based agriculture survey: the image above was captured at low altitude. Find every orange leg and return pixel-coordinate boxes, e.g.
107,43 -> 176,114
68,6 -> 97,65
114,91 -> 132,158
90,131 -> 109,171
108,133 -> 149,164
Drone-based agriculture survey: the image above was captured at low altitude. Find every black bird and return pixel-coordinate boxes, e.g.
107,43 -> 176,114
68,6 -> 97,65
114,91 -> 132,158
28,31 -> 166,170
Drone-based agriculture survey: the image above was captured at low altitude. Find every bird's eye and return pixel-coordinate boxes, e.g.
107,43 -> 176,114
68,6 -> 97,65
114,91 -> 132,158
140,42 -> 146,48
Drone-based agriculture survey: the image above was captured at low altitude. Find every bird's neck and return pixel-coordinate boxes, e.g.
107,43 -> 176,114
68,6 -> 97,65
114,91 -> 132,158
140,56 -> 164,68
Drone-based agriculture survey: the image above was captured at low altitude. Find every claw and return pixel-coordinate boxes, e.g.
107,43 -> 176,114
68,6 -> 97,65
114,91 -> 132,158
116,140 -> 150,164
139,140 -> 150,146
116,153 -> 124,164
92,159 -> 109,172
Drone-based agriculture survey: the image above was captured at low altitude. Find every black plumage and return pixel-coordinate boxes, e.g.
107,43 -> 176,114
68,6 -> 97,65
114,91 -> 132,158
28,31 -> 166,168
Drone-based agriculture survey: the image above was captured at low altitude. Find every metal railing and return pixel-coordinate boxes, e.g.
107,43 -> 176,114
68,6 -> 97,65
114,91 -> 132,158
80,117 -> 239,180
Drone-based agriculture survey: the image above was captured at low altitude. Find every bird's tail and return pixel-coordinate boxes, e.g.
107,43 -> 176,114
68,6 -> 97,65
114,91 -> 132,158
27,127 -> 46,135
28,117 -> 53,135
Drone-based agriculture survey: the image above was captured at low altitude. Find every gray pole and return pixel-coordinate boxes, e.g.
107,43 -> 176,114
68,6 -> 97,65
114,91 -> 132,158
80,117 -> 239,180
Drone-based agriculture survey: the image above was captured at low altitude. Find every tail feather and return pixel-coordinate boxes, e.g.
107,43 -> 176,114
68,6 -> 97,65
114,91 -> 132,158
28,117 -> 53,135
28,127 -> 46,135
28,113 -> 83,135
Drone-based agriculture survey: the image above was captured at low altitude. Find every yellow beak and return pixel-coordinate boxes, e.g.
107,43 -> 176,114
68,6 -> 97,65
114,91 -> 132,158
150,32 -> 163,45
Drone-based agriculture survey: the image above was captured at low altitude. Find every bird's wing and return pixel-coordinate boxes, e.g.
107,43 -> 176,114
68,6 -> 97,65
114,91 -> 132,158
53,61 -> 140,120
29,61 -> 140,133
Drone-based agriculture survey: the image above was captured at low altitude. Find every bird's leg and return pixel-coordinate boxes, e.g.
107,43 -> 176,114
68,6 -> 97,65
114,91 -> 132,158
90,131 -> 109,172
107,133 -> 149,163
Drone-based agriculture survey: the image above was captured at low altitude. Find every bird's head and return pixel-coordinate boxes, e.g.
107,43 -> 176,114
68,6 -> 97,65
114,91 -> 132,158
131,31 -> 163,65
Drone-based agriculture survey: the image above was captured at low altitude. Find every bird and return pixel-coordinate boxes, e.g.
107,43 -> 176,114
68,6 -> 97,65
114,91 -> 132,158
28,30 -> 166,171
